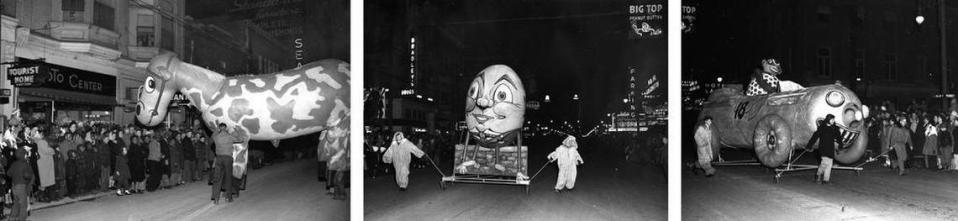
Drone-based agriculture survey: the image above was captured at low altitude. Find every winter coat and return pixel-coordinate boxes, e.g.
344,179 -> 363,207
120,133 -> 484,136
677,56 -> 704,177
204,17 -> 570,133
115,154 -> 131,181
923,125 -> 939,155
169,139 -> 182,172
9,149 -> 34,187
128,143 -> 146,182
58,135 -> 80,160
693,124 -> 712,162
182,138 -> 196,161
317,131 -> 329,162
148,140 -> 162,162
807,124 -> 843,158
192,140 -> 206,163
889,126 -> 913,154
37,139 -> 56,188
98,141 -> 112,169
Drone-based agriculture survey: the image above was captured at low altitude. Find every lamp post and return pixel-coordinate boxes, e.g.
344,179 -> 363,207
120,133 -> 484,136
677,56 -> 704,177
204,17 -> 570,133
573,94 -> 580,131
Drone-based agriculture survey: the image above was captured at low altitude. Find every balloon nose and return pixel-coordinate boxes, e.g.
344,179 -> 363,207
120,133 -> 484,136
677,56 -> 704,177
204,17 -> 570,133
476,98 -> 492,108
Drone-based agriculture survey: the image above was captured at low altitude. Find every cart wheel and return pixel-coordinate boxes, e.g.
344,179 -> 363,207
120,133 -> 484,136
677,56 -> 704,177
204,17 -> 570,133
773,174 -> 782,183
440,181 -> 446,191
855,170 -> 861,176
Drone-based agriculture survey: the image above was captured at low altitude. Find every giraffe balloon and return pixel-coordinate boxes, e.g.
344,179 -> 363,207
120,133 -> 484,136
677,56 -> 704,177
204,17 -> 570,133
136,53 -> 349,178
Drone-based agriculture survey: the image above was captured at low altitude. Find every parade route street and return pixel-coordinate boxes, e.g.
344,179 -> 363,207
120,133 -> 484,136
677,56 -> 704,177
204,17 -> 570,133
28,159 -> 345,221
364,139 -> 667,221
683,161 -> 958,221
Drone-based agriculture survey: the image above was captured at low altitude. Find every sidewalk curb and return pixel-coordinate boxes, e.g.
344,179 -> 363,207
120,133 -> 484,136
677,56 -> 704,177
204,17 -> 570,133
30,192 -> 114,211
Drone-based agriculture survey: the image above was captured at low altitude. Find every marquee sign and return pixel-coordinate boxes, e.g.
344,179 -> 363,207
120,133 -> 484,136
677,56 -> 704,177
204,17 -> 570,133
6,61 -> 116,96
628,0 -> 665,39
7,64 -> 48,87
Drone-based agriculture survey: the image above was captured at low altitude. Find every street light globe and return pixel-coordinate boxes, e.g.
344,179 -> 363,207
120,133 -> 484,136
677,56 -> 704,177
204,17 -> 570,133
716,77 -> 723,83
623,98 -> 629,103
916,15 -> 925,25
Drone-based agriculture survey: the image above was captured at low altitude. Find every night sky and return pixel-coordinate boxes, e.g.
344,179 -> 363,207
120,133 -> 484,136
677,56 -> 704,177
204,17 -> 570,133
368,0 -> 668,125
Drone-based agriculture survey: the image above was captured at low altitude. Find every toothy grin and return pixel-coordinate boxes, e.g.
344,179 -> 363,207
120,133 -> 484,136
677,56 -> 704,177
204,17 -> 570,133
837,125 -> 859,147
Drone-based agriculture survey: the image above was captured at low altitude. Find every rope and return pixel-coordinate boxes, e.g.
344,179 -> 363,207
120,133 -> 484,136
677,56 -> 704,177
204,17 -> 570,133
854,149 -> 895,168
529,160 -> 554,181
422,154 -> 446,178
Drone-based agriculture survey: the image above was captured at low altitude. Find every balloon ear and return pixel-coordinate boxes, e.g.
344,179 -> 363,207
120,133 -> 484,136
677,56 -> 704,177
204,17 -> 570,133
148,52 -> 179,80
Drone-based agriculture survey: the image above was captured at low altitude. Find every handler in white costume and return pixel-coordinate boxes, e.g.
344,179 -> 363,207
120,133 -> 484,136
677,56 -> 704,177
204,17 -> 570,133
547,136 -> 584,192
382,132 -> 425,191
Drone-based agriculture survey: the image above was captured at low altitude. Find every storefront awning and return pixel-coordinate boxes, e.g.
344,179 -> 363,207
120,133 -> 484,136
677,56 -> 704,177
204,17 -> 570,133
18,87 -> 118,107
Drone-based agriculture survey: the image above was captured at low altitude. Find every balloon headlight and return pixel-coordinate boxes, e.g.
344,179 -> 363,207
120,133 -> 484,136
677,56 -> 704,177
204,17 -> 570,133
826,91 -> 845,107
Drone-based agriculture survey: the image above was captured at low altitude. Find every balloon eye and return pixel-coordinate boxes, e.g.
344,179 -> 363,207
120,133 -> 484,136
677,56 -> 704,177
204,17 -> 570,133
493,85 -> 513,103
144,77 -> 156,93
468,81 -> 480,99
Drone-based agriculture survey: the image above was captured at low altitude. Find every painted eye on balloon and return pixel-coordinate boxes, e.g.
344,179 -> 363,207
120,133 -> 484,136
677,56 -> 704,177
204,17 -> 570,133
468,81 -> 481,99
493,84 -> 514,103
144,76 -> 156,93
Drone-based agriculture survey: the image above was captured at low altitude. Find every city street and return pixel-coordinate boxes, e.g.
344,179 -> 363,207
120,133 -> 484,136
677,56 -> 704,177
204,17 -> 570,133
27,159 -> 345,221
682,150 -> 958,221
364,135 -> 667,221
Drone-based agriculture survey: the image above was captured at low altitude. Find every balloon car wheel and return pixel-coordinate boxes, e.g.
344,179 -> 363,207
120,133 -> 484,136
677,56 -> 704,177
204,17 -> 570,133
766,132 -> 777,151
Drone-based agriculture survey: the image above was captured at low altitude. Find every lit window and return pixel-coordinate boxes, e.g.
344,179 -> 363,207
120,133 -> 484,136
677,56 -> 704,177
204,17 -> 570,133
136,13 -> 155,46
62,0 -> 85,22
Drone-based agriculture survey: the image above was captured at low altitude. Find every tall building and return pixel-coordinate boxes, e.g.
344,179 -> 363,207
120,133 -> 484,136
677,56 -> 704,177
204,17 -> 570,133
1,0 -> 186,125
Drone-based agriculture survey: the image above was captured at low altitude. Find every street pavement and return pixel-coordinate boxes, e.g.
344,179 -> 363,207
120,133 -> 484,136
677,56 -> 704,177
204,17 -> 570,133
26,159 -> 345,221
364,136 -> 668,221
683,149 -> 958,221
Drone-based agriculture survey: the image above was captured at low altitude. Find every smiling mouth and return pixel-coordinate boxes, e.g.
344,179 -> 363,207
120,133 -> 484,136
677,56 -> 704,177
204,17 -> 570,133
473,114 -> 492,124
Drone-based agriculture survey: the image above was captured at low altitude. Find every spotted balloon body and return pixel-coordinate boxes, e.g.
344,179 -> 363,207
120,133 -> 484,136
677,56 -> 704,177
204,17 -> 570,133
136,53 -> 349,177
465,65 -> 525,147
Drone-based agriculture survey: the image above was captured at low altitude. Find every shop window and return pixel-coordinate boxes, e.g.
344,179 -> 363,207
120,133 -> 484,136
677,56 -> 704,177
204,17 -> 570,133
62,0 -> 85,22
136,13 -> 155,46
125,87 -> 139,101
93,0 -> 114,30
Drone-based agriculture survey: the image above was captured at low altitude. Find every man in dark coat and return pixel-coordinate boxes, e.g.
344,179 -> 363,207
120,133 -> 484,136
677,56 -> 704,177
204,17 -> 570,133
807,114 -> 843,184
66,150 -> 79,197
9,148 -> 34,221
182,132 -> 196,183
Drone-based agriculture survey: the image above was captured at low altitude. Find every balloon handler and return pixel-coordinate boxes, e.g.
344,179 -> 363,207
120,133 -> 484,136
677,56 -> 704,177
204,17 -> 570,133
382,132 -> 425,191
547,136 -> 584,193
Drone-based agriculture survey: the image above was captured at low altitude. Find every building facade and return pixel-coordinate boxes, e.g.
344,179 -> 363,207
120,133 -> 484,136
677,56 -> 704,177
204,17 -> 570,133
684,0 -> 958,109
1,0 -> 185,125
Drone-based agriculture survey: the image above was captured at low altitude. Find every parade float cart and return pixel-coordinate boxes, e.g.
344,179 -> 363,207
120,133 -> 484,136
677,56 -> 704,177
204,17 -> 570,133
699,84 -> 869,183
438,129 -> 533,192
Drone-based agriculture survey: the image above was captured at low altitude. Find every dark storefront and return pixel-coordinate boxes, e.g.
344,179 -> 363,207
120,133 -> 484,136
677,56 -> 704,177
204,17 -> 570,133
7,59 -> 117,124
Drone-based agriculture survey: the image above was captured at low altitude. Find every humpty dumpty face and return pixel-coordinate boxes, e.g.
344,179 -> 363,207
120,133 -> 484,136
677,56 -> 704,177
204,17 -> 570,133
465,65 -> 525,146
